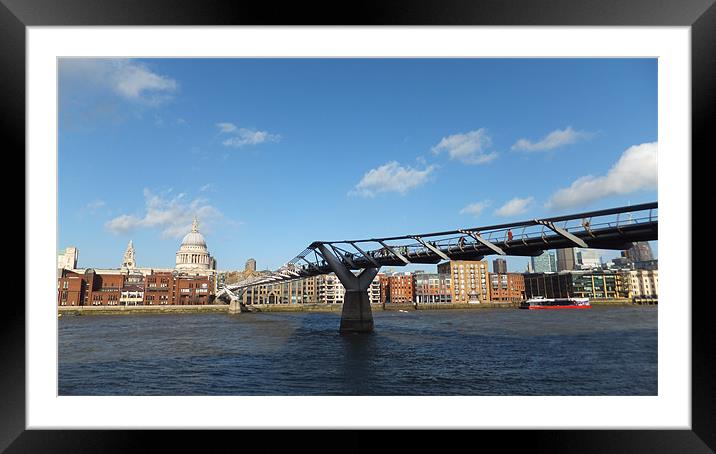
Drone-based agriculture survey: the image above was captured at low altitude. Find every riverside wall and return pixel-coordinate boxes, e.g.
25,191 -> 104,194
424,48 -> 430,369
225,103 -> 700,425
58,305 -> 230,315
58,301 -> 522,315
58,298 -> 652,316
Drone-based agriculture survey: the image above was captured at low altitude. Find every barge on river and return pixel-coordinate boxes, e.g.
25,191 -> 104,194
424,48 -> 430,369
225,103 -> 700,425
519,296 -> 591,310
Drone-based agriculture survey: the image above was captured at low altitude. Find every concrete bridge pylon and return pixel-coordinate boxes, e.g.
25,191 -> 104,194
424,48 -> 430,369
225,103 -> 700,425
316,243 -> 379,334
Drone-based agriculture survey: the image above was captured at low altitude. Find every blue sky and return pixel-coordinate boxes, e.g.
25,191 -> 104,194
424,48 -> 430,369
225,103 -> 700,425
58,58 -> 658,272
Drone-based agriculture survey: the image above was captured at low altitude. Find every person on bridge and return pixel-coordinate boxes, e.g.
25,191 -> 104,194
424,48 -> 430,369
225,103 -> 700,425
507,229 -> 513,241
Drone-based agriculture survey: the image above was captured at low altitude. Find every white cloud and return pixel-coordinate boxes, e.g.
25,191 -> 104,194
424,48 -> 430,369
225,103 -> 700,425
546,142 -> 658,210
105,214 -> 143,234
60,59 -> 178,105
459,201 -> 491,217
105,188 -> 223,239
216,122 -> 237,133
113,62 -> 177,101
495,197 -> 534,217
219,126 -> 281,148
431,128 -> 499,164
512,126 -> 592,152
351,161 -> 435,197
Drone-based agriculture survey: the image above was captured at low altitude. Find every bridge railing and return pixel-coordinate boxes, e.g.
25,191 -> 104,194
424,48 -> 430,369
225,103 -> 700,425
319,206 -> 656,259
229,202 -> 657,289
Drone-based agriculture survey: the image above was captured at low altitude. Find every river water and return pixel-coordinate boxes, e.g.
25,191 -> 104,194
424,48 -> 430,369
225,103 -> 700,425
58,306 -> 657,395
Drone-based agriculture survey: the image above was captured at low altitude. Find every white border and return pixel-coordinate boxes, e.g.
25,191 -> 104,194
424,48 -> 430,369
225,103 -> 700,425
27,27 -> 690,429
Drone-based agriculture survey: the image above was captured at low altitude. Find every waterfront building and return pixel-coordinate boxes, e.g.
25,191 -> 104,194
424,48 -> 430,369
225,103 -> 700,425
86,269 -> 124,306
175,218 -> 217,272
387,272 -> 414,304
523,270 -> 627,300
242,276 -> 318,305
175,273 -> 215,305
621,269 -> 658,298
437,260 -> 490,304
413,272 -> 452,304
368,277 -> 381,305
144,271 -> 174,305
58,267 -> 217,306
556,248 -> 576,271
120,284 -> 144,306
488,273 -> 525,302
300,275 -> 320,304
120,269 -> 144,305
492,258 -> 507,274
57,269 -> 86,306
570,270 -> 625,298
523,272 -> 572,299
58,233 -> 219,306
241,272 -> 379,306
318,273 -> 345,304
378,273 -> 390,304
531,251 -> 557,273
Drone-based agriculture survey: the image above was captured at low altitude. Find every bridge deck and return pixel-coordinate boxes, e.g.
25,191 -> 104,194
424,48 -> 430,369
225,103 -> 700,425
223,202 -> 657,291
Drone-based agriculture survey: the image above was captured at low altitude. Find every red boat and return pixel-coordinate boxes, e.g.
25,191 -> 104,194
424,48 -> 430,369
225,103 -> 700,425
519,296 -> 591,310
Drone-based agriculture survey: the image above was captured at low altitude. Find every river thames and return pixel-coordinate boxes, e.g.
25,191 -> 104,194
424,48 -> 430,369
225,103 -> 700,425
58,306 -> 657,395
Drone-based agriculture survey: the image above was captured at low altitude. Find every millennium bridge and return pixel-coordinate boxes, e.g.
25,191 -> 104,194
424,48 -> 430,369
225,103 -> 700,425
217,202 -> 658,333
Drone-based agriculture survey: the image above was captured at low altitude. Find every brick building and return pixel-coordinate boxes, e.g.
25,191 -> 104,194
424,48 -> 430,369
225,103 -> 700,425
380,272 -> 414,304
57,269 -> 87,306
488,273 -> 525,302
437,260 -> 490,303
413,272 -> 452,304
175,273 -> 214,305
58,268 -> 216,306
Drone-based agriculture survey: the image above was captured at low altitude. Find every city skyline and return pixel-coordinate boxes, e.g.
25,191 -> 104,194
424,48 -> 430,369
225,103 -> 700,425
59,58 -> 658,271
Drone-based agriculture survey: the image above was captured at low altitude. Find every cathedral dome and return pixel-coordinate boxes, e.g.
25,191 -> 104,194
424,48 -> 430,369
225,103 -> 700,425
179,218 -> 207,248
175,218 -> 215,272
181,230 -> 206,247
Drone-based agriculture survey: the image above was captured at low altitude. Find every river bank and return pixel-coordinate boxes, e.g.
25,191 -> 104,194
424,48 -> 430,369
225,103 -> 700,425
57,298 -> 645,316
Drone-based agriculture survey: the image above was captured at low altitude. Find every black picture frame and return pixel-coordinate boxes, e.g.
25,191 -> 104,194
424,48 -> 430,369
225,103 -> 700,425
6,0 -> 708,450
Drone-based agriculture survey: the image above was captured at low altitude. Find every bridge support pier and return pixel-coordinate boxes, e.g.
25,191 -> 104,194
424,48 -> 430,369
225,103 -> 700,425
228,297 -> 242,314
219,288 -> 244,314
316,244 -> 379,333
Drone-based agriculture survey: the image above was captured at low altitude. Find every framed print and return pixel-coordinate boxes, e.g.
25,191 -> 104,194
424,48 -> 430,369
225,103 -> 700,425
6,0 -> 710,450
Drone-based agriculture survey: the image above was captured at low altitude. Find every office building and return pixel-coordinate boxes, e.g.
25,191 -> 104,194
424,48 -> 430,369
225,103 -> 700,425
556,248 -> 576,271
523,270 -> 627,300
492,258 -> 507,274
531,251 -> 557,273
576,248 -> 602,269
626,241 -> 654,263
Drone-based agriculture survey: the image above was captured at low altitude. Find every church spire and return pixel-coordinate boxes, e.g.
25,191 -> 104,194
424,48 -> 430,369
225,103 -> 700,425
122,239 -> 136,269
